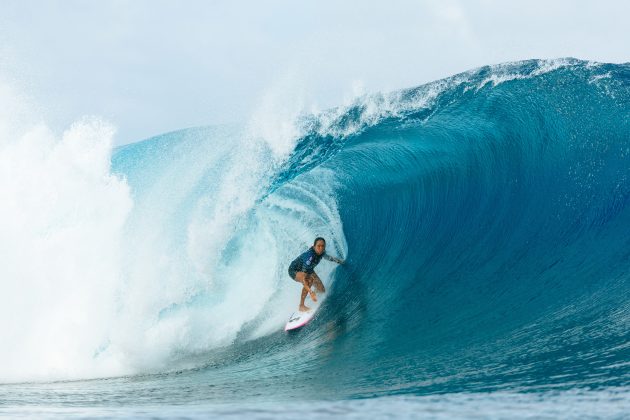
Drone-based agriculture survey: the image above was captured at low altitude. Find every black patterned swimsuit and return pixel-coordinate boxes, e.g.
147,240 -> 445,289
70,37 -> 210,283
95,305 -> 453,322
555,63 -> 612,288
288,248 -> 335,279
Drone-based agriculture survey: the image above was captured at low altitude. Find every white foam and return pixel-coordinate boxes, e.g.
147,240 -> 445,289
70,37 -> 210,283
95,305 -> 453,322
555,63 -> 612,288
0,81 -> 133,382
310,75 -> 458,140
99,81 -> 346,377
475,58 -> 581,90
0,71 -> 347,384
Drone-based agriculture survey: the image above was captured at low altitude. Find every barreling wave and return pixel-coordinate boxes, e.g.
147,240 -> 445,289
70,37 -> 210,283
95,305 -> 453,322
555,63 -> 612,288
235,58 -> 630,398
278,58 -> 630,397
1,59 -> 628,399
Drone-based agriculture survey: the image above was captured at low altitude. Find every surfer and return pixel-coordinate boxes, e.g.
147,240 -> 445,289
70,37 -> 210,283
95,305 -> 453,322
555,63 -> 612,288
288,237 -> 344,312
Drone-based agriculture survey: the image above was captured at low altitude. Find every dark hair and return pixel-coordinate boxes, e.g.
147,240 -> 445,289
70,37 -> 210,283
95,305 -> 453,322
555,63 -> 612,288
313,237 -> 326,246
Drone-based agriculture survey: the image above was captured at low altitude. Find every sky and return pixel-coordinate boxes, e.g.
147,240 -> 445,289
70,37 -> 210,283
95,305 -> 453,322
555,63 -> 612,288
1,0 -> 628,145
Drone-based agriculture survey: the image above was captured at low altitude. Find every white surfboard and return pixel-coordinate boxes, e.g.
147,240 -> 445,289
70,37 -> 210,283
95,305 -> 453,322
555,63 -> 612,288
284,295 -> 321,331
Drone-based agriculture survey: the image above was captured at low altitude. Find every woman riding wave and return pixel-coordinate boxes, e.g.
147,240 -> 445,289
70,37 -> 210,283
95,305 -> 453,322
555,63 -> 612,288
288,237 -> 344,312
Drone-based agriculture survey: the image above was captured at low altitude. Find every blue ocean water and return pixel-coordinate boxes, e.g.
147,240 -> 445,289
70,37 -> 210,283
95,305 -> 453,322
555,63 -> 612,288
1,59 -> 629,418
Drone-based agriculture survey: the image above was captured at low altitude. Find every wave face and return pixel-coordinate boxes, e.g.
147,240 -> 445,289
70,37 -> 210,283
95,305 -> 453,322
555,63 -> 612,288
1,59 -> 629,400
288,59 -> 630,396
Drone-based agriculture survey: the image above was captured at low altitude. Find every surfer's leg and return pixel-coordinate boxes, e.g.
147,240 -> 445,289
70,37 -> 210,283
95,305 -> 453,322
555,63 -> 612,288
300,287 -> 309,311
295,272 -> 313,311
310,272 -> 325,293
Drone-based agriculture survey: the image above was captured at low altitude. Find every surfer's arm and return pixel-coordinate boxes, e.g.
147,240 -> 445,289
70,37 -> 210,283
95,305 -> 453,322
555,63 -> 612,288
323,253 -> 344,264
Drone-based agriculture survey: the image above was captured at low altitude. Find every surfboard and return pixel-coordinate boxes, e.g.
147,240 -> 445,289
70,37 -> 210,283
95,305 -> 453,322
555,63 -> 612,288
284,295 -> 321,331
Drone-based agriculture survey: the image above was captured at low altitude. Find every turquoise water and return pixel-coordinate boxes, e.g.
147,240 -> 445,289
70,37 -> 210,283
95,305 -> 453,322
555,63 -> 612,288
1,59 -> 629,417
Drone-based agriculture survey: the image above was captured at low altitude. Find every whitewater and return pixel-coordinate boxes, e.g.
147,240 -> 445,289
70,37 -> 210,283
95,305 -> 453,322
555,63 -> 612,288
0,59 -> 628,418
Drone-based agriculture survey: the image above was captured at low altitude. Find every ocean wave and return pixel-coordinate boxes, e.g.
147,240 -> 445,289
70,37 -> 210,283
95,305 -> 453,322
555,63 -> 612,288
1,59 -> 628,395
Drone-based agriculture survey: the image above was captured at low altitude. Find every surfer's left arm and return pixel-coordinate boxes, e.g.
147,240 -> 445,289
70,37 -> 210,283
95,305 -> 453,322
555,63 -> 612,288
324,253 -> 345,265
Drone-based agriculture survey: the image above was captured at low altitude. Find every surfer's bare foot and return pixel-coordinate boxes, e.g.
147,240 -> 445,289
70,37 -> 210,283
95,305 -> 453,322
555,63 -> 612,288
299,304 -> 311,312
